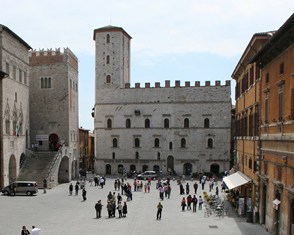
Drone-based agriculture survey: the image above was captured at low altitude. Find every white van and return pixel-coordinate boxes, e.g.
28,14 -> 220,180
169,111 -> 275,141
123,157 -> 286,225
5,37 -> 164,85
2,181 -> 38,196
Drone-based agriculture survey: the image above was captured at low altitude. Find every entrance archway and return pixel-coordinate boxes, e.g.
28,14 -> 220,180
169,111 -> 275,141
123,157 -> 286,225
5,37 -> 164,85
49,133 -> 59,151
183,163 -> 192,175
153,165 -> 160,173
58,156 -> 69,184
9,155 -> 17,184
210,163 -> 220,174
130,164 -> 136,172
106,164 -> 111,175
118,164 -> 123,174
142,165 -> 148,172
167,155 -> 174,173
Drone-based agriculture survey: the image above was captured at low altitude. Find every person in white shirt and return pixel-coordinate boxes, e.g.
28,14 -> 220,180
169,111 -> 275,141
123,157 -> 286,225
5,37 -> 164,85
31,226 -> 41,235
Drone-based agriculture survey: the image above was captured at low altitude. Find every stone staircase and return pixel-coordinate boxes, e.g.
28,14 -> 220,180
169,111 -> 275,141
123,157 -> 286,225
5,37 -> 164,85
18,151 -> 57,188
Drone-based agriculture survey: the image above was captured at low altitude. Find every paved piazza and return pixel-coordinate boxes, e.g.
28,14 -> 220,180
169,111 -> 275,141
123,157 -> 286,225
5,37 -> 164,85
0,177 -> 269,235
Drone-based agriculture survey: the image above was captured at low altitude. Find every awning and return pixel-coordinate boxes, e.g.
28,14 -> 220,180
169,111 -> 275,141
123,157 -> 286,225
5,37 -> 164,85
223,171 -> 252,190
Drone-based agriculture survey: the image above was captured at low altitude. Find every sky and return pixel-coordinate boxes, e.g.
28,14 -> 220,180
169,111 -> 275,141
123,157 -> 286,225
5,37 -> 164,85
1,1 -> 294,131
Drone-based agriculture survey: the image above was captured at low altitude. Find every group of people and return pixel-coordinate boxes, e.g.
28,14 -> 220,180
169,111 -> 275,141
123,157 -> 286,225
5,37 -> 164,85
21,225 -> 40,235
180,195 -> 203,212
68,181 -> 87,201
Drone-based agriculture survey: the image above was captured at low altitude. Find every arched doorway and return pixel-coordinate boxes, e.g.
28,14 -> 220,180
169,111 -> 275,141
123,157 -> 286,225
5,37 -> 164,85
19,153 -> 26,169
167,155 -> 174,173
106,164 -> 111,175
58,156 -> 69,184
153,165 -> 160,173
9,155 -> 17,184
210,163 -> 220,174
118,164 -> 124,174
183,163 -> 192,175
130,164 -> 136,173
142,165 -> 148,172
49,133 -> 59,151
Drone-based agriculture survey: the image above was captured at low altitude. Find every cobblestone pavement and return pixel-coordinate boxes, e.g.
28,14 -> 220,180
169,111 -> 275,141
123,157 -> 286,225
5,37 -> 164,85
0,177 -> 269,235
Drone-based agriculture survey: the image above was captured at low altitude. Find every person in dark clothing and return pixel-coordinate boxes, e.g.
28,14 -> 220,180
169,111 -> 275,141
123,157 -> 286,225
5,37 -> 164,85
95,200 -> 103,218
192,195 -> 198,212
186,183 -> 190,195
122,201 -> 128,217
69,183 -> 73,196
75,183 -> 79,196
156,202 -> 163,220
107,201 -> 113,218
193,182 -> 198,195
82,188 -> 87,201
179,184 -> 184,195
21,225 -> 30,235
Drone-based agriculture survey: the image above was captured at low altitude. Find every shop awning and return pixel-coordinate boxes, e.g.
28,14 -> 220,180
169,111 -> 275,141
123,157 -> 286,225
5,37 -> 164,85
223,171 -> 252,190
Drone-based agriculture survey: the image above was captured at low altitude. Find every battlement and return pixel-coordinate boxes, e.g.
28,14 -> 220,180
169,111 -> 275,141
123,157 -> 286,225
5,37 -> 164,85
29,47 -> 78,70
125,80 -> 231,89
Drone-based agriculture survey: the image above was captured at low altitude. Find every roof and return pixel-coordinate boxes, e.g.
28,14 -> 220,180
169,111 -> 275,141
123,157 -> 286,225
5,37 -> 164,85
231,31 -> 274,79
0,24 -> 32,49
250,13 -> 294,67
93,25 -> 132,40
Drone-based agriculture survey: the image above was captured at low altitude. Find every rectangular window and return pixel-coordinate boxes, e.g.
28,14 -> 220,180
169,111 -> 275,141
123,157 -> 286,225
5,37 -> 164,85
265,98 -> 269,123
265,73 -> 269,84
13,66 -> 16,79
278,91 -> 284,121
255,65 -> 260,80
279,62 -> 284,75
249,67 -> 254,86
19,69 -> 22,83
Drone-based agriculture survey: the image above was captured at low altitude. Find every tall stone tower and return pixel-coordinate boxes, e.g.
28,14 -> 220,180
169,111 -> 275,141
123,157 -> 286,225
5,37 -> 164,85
93,26 -> 132,90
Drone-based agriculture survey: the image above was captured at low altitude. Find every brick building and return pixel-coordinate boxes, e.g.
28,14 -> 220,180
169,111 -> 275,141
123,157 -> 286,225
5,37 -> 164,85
93,26 -> 231,176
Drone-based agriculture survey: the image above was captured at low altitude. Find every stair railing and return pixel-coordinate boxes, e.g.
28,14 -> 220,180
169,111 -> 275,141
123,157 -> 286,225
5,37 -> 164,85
45,148 -> 63,187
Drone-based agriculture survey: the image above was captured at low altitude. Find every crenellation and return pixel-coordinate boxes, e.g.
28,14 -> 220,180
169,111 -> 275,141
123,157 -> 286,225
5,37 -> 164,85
145,82 -> 150,88
135,83 -> 140,88
185,81 -> 190,87
175,80 -> 180,87
215,80 -> 221,86
205,81 -> 211,86
195,81 -> 200,87
165,80 -> 170,87
155,82 -> 160,88
225,80 -> 231,86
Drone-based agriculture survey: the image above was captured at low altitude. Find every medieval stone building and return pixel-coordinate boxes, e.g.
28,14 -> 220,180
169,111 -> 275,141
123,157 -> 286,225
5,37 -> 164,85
93,26 -> 231,176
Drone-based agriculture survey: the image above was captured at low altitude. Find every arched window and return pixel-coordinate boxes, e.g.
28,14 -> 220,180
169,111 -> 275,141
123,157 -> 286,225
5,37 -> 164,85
112,138 -> 118,147
204,118 -> 210,128
136,151 -> 139,159
106,75 -> 111,83
164,119 -> 169,128
249,158 -> 252,169
134,138 -> 140,147
126,119 -> 131,128
181,138 -> 186,148
169,142 -> 173,150
154,138 -> 160,148
208,138 -> 213,148
106,34 -> 110,43
145,118 -> 150,128
107,119 -> 112,129
106,55 -> 110,64
184,118 -> 189,128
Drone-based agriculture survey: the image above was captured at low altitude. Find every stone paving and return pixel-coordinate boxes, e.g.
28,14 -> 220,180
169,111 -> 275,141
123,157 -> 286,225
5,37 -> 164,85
0,178 -> 269,235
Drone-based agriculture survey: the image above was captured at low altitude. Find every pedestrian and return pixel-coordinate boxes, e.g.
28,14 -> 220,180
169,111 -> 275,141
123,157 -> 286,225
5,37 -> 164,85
117,193 -> 122,203
179,183 -> 184,195
31,226 -> 41,235
43,179 -> 47,194
167,184 -> 171,199
21,225 -> 30,235
117,179 -> 121,191
198,196 -> 203,210
75,182 -> 79,195
187,195 -> 192,210
122,201 -> 128,217
82,188 -> 87,201
117,201 -> 123,218
114,179 -> 118,191
107,201 -> 113,218
69,183 -> 73,195
156,202 -> 163,220
94,176 -> 99,186
95,200 -> 103,218
215,185 -> 219,195
181,197 -> 187,211
186,182 -> 190,195
100,177 -> 105,188
193,182 -> 198,194
192,195 -> 198,212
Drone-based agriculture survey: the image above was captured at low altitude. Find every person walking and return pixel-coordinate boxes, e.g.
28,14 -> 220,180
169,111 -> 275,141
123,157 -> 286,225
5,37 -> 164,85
117,201 -> 123,218
192,195 -> 198,212
75,182 -> 79,196
156,202 -> 163,220
31,226 -> 41,235
122,201 -> 128,217
69,183 -> 73,196
21,225 -> 30,235
198,196 -> 203,210
186,182 -> 190,195
193,182 -> 198,195
43,179 -> 47,194
107,201 -> 113,218
181,197 -> 187,211
95,200 -> 103,218
82,188 -> 87,201
187,195 -> 192,210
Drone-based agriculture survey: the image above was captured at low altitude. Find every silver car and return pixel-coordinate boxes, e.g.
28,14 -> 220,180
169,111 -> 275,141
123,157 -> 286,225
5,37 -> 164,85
137,171 -> 158,180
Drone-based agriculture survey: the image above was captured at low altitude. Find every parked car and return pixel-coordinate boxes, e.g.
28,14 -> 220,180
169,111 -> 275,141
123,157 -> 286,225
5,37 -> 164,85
2,181 -> 38,196
136,171 -> 158,180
